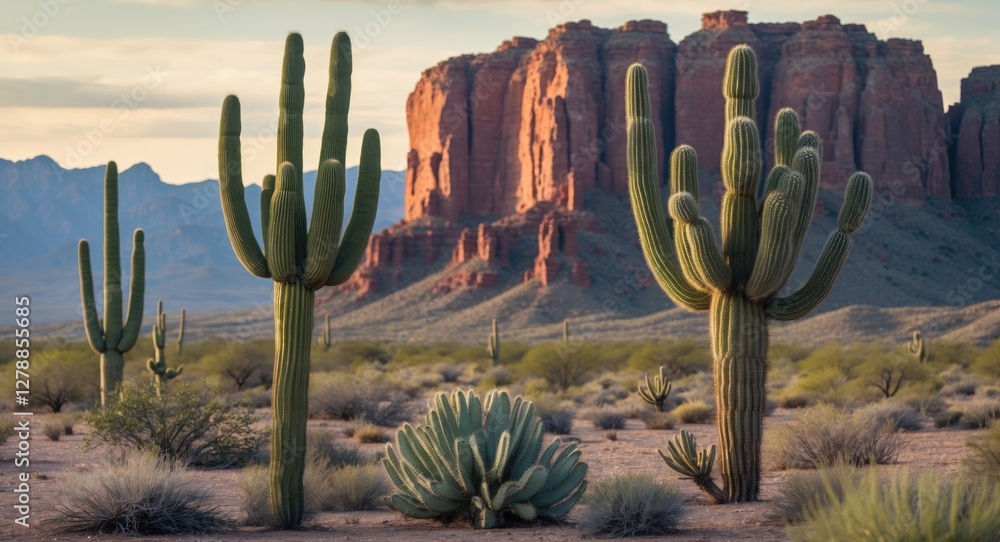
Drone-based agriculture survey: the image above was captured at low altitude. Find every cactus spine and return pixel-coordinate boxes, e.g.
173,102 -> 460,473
319,314 -> 332,350
78,162 -> 145,407
907,331 -> 928,363
146,300 -> 184,395
638,366 -> 673,412
487,318 -> 500,367
217,32 -> 381,528
626,45 -> 872,503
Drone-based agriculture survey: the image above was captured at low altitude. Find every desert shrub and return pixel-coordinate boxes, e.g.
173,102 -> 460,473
58,412 -> 82,435
50,450 -> 232,535
309,372 -> 408,426
672,400 -> 713,424
787,470 -> 1000,541
641,411 -> 676,430
853,401 -> 923,432
776,392 -> 813,409
583,407 -> 627,430
605,429 -> 618,441
351,422 -> 390,444
971,338 -> 1000,379
434,362 -> 466,383
904,392 -> 946,415
773,464 -> 857,523
307,429 -> 368,468
315,464 -> 389,511
42,419 -> 63,441
26,356 -> 91,412
592,385 -> 630,407
0,415 -> 14,446
964,422 -> 1000,480
534,397 -> 575,435
517,343 -> 597,391
199,339 -> 273,392
766,404 -> 901,469
477,366 -> 514,388
232,387 -> 271,409
85,382 -> 264,467
238,464 -> 274,525
578,472 -> 685,537
792,343 -> 873,403
940,377 -> 980,397
934,409 -> 964,428
960,398 -> 1000,428
625,340 -> 711,376
982,386 -> 1000,398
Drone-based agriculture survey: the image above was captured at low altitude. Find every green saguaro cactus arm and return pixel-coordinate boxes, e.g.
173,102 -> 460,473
147,300 -> 183,394
626,66 -> 711,311
487,318 -> 500,367
627,44 -> 872,503
78,161 -> 145,406
217,31 -> 381,529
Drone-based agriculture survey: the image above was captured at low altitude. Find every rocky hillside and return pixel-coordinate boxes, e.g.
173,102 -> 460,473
319,11 -> 1000,332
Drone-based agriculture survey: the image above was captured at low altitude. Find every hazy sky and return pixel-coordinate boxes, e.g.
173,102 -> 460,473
1,0 -> 997,185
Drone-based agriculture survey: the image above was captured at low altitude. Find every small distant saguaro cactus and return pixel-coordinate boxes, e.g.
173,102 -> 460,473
78,161 -> 145,407
907,331 -> 928,363
146,300 -> 184,395
638,366 -> 673,412
487,318 -> 501,367
175,308 -> 186,355
319,314 -> 332,350
217,32 -> 381,528
562,319 -> 570,344
627,45 -> 873,503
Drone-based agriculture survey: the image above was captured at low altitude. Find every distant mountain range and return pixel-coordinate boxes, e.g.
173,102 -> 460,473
0,155 -> 405,323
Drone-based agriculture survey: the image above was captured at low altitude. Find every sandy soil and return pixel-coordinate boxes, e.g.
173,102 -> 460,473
0,408 -> 977,542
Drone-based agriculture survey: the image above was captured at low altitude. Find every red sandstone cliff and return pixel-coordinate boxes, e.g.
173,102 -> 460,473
948,66 -> 1000,198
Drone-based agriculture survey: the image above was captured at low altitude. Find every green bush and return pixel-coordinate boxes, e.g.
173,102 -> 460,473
971,338 -> 1000,379
672,400 -> 714,424
583,407 -> 627,430
51,450 -> 232,535
933,409 -> 963,428
534,396 -> 575,435
625,339 -> 710,376
578,472 -> 685,537
765,404 -> 901,469
787,470 -> 1000,541
42,419 -> 63,441
964,422 -> 1000,481
198,339 -> 273,391
85,382 -> 264,467
517,343 -> 597,391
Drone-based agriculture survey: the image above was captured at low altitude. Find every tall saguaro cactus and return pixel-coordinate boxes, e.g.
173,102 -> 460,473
78,161 -> 145,407
627,45 -> 872,503
318,314 -> 332,350
217,32 -> 381,527
146,300 -> 184,395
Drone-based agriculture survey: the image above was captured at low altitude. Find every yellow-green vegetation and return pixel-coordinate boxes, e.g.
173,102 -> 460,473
672,400 -> 714,424
786,469 -> 1000,541
579,472 -> 686,537
765,404 -> 901,469
964,422 -> 1000,480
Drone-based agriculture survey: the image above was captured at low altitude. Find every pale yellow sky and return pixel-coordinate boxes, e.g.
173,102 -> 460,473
1,0 -> 996,185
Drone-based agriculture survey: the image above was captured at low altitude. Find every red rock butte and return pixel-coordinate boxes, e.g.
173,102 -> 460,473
341,11 -> 999,298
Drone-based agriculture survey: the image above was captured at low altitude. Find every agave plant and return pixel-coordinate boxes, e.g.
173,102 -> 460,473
383,389 -> 587,528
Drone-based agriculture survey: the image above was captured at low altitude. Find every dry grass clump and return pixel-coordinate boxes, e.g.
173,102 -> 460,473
51,450 -> 232,535
766,404 -> 902,469
578,472 -> 685,537
671,400 -> 714,424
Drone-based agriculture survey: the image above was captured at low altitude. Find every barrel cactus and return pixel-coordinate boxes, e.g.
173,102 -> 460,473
383,389 -> 587,528
78,161 -> 145,407
146,300 -> 184,395
626,45 -> 872,503
217,32 -> 381,527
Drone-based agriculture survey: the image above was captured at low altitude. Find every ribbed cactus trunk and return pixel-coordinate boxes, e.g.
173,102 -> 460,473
711,291 -> 767,501
217,32 -> 380,528
271,282 -> 314,525
627,45 -> 873,503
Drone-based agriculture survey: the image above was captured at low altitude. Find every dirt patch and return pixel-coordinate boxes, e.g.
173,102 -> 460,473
0,409 -> 978,541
